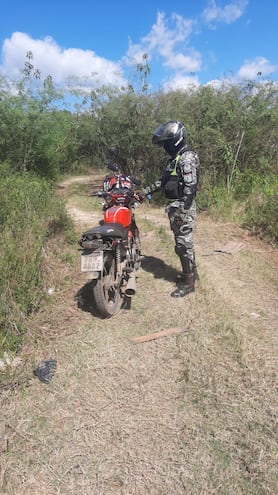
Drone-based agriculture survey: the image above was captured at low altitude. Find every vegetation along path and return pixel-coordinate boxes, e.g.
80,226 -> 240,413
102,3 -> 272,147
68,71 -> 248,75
0,173 -> 277,495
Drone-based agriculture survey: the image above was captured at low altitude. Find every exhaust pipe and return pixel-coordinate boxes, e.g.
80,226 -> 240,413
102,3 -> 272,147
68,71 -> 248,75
125,273 -> 136,296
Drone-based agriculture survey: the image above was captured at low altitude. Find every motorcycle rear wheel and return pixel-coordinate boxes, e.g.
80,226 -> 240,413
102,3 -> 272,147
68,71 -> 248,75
92,252 -> 122,318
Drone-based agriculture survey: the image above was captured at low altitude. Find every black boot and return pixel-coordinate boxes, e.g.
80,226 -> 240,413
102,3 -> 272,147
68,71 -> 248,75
171,273 -> 195,297
176,254 -> 199,283
172,258 -> 195,298
176,265 -> 199,283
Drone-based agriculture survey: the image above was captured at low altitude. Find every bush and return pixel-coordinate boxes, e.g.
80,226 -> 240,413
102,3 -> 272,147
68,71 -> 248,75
0,172 -> 74,354
242,175 -> 278,244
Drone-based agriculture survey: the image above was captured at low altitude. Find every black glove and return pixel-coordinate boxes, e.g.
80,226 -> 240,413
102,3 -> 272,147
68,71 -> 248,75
33,359 -> 57,383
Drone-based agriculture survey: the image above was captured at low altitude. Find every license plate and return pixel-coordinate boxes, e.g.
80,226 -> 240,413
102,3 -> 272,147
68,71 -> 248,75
81,251 -> 103,272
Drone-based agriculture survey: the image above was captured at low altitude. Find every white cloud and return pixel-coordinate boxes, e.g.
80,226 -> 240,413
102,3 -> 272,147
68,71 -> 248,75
125,41 -> 147,66
163,50 -> 202,72
163,73 -> 200,92
0,32 -> 126,88
203,0 -> 248,25
126,11 -> 202,76
238,56 -> 278,79
141,12 -> 193,55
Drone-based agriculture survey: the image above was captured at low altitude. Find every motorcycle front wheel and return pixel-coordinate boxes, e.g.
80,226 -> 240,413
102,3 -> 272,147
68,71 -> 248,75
92,252 -> 122,318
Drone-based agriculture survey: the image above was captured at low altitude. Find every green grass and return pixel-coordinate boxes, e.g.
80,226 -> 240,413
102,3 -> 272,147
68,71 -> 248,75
0,173 -> 75,357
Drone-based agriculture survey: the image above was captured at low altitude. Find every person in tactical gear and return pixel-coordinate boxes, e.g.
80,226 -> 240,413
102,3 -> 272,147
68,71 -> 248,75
143,120 -> 200,297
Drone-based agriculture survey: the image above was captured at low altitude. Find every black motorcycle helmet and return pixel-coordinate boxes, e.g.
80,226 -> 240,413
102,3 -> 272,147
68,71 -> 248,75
152,120 -> 186,157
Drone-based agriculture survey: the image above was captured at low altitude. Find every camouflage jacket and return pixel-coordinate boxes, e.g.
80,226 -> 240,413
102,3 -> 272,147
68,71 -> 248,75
144,146 -> 200,208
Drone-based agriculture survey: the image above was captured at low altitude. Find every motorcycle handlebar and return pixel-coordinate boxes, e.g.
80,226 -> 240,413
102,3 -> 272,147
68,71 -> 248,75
90,189 -> 146,204
89,191 -> 108,198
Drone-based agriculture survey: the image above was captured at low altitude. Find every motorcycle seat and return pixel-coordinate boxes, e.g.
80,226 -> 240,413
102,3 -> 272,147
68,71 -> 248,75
83,222 -> 128,239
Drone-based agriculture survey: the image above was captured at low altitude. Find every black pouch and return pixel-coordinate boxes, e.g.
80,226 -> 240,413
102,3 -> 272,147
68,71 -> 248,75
164,176 -> 183,199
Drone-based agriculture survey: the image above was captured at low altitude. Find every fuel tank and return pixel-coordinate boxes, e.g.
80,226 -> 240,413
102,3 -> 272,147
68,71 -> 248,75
104,206 -> 132,228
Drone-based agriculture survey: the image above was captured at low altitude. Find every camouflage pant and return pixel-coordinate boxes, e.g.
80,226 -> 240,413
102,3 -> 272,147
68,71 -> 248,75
166,200 -> 196,266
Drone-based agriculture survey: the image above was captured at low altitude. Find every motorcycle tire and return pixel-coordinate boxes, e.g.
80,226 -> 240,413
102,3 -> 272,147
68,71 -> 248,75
92,252 -> 122,318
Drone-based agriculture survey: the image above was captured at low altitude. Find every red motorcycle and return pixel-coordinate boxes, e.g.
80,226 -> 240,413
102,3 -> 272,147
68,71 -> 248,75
78,160 -> 144,318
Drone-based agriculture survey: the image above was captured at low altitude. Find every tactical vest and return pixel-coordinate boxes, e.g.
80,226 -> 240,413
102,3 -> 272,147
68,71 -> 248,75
162,155 -> 184,200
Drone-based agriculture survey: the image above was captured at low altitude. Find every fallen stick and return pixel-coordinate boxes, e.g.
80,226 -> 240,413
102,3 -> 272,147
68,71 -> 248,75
131,327 -> 189,344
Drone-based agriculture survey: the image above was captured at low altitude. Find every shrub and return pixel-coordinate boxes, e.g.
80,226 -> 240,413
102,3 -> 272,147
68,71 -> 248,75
0,172 -> 74,354
242,175 -> 278,244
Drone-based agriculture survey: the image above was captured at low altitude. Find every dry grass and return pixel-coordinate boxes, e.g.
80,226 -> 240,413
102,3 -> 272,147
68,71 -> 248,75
0,176 -> 277,495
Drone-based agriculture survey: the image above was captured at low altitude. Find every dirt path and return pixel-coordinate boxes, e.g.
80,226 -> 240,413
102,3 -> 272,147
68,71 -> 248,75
0,175 -> 277,495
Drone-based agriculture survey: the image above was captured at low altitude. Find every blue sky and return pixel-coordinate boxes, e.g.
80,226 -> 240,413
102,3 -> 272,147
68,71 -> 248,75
0,0 -> 277,92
